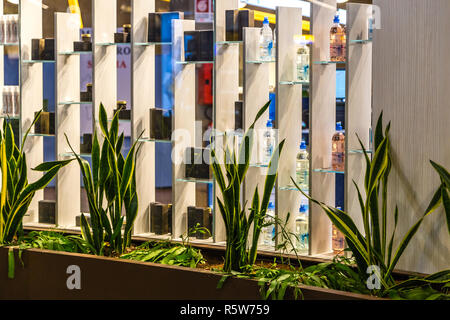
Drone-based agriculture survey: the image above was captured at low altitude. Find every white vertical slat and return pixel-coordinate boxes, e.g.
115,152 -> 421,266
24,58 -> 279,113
93,0 -> 117,122
345,3 -> 372,232
213,0 -> 240,242
310,0 -> 336,255
275,7 -> 303,250
172,19 -> 196,239
20,0 -> 44,223
131,0 -> 156,235
372,0 -> 450,274
55,13 -> 81,227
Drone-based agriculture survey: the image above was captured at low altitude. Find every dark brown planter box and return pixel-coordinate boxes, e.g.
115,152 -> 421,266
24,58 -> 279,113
0,247 -> 379,300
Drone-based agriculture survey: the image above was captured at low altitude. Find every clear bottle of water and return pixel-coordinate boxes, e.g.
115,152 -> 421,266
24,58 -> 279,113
295,204 -> 309,251
332,207 -> 345,254
296,140 -> 309,191
330,13 -> 346,62
263,202 -> 275,247
368,16 -> 374,41
332,122 -> 345,171
259,17 -> 273,61
263,120 -> 274,164
296,40 -> 310,82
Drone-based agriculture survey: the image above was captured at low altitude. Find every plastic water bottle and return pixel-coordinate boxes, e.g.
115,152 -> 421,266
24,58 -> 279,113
296,140 -> 309,191
263,202 -> 275,246
259,17 -> 273,61
295,204 -> 309,251
332,207 -> 345,254
296,39 -> 310,82
332,122 -> 345,171
368,16 -> 374,41
330,13 -> 346,62
263,120 -> 274,164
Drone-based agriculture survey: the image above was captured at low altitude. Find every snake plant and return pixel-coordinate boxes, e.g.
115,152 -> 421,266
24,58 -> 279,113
0,111 -> 72,245
211,101 -> 285,273
66,103 -> 142,255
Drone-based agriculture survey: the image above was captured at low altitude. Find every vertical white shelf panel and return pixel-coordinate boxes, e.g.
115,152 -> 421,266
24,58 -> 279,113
345,3 -> 372,231
20,0 -> 44,223
310,0 -> 336,255
131,0 -> 156,234
55,13 -> 81,227
213,0 -> 240,242
172,19 -> 196,239
275,7 -> 303,250
243,27 -> 270,245
93,0 -> 117,122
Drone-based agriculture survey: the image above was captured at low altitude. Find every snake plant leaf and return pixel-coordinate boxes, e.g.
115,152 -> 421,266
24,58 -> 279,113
98,103 -> 109,139
92,131 -> 100,189
387,206 -> 399,267
430,160 -> 450,190
441,186 -> 450,234
32,159 -> 74,172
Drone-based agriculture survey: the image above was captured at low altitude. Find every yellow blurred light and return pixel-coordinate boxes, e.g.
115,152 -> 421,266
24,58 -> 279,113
68,0 -> 83,29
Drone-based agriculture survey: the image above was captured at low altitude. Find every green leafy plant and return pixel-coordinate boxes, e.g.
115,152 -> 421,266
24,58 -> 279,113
210,101 -> 285,273
19,231 -> 91,254
65,103 -> 142,256
0,112 -> 72,245
292,112 -> 450,292
121,225 -> 207,268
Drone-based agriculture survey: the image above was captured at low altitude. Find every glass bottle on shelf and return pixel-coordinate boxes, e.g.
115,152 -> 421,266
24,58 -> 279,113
332,207 -> 346,254
262,202 -> 275,247
368,16 -> 374,41
263,120 -> 275,164
259,17 -> 273,61
296,140 -> 309,190
296,39 -> 310,82
330,13 -> 346,62
295,203 -> 309,251
332,122 -> 345,171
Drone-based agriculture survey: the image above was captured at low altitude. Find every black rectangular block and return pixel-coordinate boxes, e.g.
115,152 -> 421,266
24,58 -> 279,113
38,200 -> 56,224
150,108 -> 172,140
184,147 -> 211,180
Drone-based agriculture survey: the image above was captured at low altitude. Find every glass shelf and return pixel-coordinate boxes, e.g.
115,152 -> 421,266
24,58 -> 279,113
59,152 -> 92,158
22,59 -> 55,64
313,60 -> 345,65
350,39 -> 372,44
249,163 -> 269,168
176,178 -> 214,185
96,42 -> 130,46
246,59 -> 276,64
313,168 -> 345,174
279,80 -> 310,86
349,149 -> 373,154
138,138 -> 172,144
216,40 -> 243,45
135,42 -> 172,46
279,185 -> 309,193
176,60 -> 214,65
58,101 -> 92,105
28,133 -> 55,137
59,51 -> 92,55
0,43 -> 19,46
0,115 -> 19,120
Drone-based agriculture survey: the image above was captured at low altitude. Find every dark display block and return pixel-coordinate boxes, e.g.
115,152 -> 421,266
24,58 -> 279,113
32,38 -> 55,60
38,200 -> 56,224
150,202 -> 172,235
80,133 -> 92,154
34,111 -> 55,135
73,33 -> 92,52
114,101 -> 131,120
235,101 -> 243,130
184,147 -> 211,180
76,214 -> 91,227
225,10 -> 239,41
114,32 -> 130,43
80,83 -> 92,102
148,12 -> 183,43
237,10 -> 254,41
187,206 -> 212,239
184,30 -> 213,62
150,108 -> 172,141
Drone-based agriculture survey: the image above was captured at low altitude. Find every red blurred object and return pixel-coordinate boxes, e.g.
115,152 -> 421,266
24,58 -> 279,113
198,63 -> 213,105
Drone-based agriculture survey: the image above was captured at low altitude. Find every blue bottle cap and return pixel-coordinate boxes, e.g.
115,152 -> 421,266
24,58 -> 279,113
268,202 -> 275,209
299,204 -> 308,213
333,14 -> 340,24
300,140 -> 307,150
263,17 -> 269,25
266,120 -> 273,128
336,122 -> 343,131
